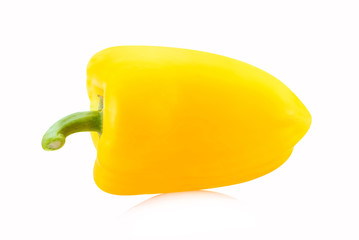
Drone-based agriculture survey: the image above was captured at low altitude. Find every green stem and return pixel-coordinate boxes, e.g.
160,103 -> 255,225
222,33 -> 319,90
42,111 -> 103,151
42,96 -> 104,151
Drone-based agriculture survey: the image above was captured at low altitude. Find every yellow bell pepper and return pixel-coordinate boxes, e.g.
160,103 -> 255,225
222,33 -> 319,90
42,46 -> 311,195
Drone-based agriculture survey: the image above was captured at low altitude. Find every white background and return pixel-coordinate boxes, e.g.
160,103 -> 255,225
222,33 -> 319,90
1,1 -> 358,239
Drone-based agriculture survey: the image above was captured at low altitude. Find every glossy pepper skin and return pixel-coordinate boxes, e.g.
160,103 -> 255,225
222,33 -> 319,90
43,46 -> 311,195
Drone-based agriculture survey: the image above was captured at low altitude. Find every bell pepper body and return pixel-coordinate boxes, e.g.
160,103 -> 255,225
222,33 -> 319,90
85,46 -> 311,195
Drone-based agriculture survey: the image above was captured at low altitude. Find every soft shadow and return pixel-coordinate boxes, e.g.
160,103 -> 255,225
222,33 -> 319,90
118,190 -> 255,239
